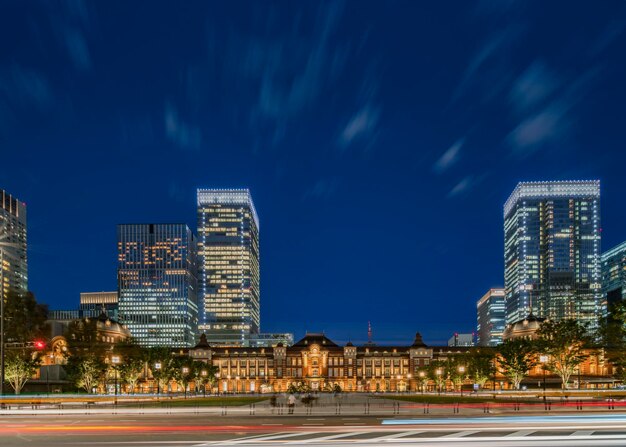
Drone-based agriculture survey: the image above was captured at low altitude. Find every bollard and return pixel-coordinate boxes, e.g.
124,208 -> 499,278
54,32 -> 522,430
423,403 -> 429,414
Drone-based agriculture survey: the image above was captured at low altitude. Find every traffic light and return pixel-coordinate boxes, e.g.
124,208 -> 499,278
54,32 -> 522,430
33,340 -> 46,350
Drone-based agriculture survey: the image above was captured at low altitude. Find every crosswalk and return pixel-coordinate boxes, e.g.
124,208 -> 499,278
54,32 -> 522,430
201,428 -> 626,445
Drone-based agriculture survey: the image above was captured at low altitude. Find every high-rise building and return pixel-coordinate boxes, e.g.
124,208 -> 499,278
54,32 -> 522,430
117,224 -> 198,347
447,333 -> 474,347
0,189 -> 27,299
476,288 -> 505,346
602,241 -> 626,316
197,189 -> 260,345
80,291 -> 119,321
503,181 -> 601,327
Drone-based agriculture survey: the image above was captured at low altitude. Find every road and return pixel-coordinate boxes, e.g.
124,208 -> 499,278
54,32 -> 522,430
3,412 -> 626,446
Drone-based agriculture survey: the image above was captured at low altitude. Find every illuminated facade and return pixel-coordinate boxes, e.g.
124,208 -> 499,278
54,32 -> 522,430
80,291 -> 119,321
602,241 -> 626,317
0,189 -> 27,299
117,224 -> 198,347
197,189 -> 260,345
476,288 -> 505,346
504,181 -> 601,327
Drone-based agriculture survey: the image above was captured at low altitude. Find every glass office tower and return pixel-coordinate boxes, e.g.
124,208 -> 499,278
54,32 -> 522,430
0,189 -> 27,300
602,241 -> 626,317
197,189 -> 260,345
504,181 -> 601,327
476,288 -> 505,347
80,291 -> 119,321
117,224 -> 198,347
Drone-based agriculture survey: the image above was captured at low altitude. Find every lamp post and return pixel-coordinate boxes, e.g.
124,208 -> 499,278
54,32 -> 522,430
418,371 -> 425,394
182,366 -> 189,398
201,370 -> 207,397
540,355 -> 548,404
111,355 -> 120,404
407,373 -> 412,393
154,362 -> 162,395
396,374 -> 402,393
458,366 -> 466,396
436,369 -> 442,395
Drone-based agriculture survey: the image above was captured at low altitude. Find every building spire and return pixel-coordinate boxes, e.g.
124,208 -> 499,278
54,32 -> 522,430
367,321 -> 372,344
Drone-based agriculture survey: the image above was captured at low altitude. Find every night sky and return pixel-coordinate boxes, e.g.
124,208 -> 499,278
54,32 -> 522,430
2,1 -> 626,345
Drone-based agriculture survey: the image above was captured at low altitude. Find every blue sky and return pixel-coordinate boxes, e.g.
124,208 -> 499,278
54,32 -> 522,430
1,1 -> 626,345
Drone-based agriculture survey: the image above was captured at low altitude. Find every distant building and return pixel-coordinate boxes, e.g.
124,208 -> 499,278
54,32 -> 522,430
504,181 -> 602,327
80,291 -> 119,321
197,189 -> 260,345
0,188 -> 27,299
447,333 -> 474,347
117,224 -> 198,347
602,241 -> 626,317
247,332 -> 294,348
476,288 -> 505,347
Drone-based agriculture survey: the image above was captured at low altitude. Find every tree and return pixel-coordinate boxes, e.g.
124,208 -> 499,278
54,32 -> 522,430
466,348 -> 496,389
147,347 -> 175,394
114,340 -> 147,394
3,290 -> 48,343
536,319 -> 589,389
4,348 -> 41,394
444,356 -> 465,391
195,361 -> 218,395
498,338 -> 537,390
427,360 -> 447,392
65,353 -> 107,393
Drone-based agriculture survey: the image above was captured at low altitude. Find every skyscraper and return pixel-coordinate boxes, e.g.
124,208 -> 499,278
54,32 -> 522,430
197,189 -> 260,345
80,291 -> 119,321
476,288 -> 505,346
117,224 -> 198,347
601,241 -> 626,316
503,181 -> 601,327
0,189 -> 27,299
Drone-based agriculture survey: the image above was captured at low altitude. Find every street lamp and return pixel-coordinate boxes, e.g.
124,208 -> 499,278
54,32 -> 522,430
201,370 -> 208,397
154,362 -> 162,395
418,371 -> 425,394
396,374 -> 402,393
182,366 -> 189,398
540,355 -> 548,404
407,373 -> 412,393
458,366 -> 466,396
111,355 -> 120,404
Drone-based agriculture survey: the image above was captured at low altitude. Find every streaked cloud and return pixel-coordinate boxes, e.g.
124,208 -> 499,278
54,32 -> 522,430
164,104 -> 201,150
338,105 -> 380,147
509,61 -> 558,113
64,28 -> 92,71
433,139 -> 464,174
303,177 -> 340,200
447,176 -> 476,198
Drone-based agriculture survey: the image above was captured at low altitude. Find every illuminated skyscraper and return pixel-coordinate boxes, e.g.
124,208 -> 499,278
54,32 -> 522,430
0,189 -> 27,299
80,291 -> 119,321
476,288 -> 505,346
503,181 -> 601,327
601,241 -> 626,316
117,224 -> 198,347
197,189 -> 260,345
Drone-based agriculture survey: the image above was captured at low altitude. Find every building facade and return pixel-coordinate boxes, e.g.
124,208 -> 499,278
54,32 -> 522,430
117,224 -> 198,347
476,288 -> 505,347
602,241 -> 626,317
504,181 -> 602,327
197,189 -> 260,345
80,291 -> 119,321
0,188 -> 27,299
447,333 -> 474,347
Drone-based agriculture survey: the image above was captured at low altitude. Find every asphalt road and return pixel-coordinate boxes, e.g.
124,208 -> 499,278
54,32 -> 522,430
3,412 -> 626,446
